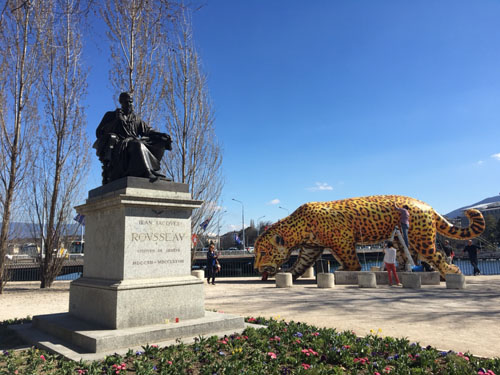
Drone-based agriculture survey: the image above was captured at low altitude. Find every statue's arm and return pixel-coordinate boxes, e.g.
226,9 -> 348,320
96,111 -> 117,138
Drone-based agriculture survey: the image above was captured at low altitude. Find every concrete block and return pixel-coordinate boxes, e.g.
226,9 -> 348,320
335,270 -> 440,285
358,272 -> 377,288
301,267 -> 315,279
317,273 -> 335,288
334,271 -> 358,285
446,273 -> 466,289
191,270 -> 204,279
401,273 -> 421,288
275,273 -> 293,288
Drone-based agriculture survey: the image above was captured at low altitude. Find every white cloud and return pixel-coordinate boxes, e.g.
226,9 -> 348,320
491,153 -> 500,161
307,182 -> 333,192
477,160 -> 484,166
268,198 -> 280,205
228,224 -> 239,231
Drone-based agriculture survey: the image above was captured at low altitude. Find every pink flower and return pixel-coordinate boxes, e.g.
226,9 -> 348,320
375,373 -> 381,375
308,348 -> 318,356
301,363 -> 311,370
311,332 -> 319,336
167,360 -> 172,365
40,355 -> 46,361
458,352 -> 470,361
269,336 -> 281,342
247,317 -> 256,322
151,344 -> 158,348
267,352 -> 277,359
295,339 -> 302,344
354,357 -> 369,364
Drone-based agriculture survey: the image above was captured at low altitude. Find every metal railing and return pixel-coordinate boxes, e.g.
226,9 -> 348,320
6,254 -> 500,282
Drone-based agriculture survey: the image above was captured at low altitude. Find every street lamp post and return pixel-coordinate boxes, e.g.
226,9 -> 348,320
232,198 -> 245,250
278,206 -> 290,216
257,215 -> 266,236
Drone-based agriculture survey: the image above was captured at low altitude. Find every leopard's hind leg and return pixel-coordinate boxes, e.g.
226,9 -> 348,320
409,216 -> 461,278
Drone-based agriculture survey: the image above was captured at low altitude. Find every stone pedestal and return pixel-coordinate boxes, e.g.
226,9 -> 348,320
317,273 -> 335,288
69,177 -> 204,329
18,177 -> 245,359
446,273 -> 466,289
276,272 -> 293,287
358,272 -> 377,288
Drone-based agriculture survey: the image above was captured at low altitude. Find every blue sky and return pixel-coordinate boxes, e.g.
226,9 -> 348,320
84,1 -> 500,234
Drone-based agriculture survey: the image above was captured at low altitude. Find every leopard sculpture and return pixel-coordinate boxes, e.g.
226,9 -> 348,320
254,195 -> 485,280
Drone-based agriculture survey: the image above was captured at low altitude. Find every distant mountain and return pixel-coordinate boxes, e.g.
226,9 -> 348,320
3,222 -> 82,240
446,195 -> 500,219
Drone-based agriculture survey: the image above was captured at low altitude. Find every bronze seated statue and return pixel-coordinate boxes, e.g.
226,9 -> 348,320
93,92 -> 172,185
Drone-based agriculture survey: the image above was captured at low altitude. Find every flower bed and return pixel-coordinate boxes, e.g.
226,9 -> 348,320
1,317 -> 499,374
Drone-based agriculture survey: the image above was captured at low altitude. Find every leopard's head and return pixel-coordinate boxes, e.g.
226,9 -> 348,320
254,230 -> 289,277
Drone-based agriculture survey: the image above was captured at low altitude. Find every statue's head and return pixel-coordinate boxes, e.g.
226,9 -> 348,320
119,92 -> 133,114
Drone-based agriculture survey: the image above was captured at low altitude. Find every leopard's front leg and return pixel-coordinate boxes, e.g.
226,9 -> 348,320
289,247 -> 323,280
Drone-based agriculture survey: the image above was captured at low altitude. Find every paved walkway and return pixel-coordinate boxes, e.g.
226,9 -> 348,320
1,275 -> 499,358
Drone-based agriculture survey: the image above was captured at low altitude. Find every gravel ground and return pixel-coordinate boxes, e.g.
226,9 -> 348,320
1,275 -> 499,358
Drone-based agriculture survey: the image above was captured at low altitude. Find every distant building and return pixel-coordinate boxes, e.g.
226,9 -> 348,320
454,202 -> 500,227
445,195 -> 500,227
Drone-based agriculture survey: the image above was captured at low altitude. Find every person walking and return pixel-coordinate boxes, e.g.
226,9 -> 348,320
383,241 -> 402,287
442,240 -> 455,264
206,243 -> 218,285
463,240 -> 481,276
395,204 -> 410,249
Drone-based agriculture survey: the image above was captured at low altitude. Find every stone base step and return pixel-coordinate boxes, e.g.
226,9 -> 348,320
10,311 -> 245,361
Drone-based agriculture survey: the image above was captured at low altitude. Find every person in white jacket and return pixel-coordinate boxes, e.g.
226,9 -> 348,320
384,241 -> 402,287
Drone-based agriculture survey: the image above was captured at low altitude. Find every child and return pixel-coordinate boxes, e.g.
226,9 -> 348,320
384,241 -> 402,287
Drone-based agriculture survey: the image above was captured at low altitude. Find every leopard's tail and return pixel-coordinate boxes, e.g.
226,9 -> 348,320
434,209 -> 485,240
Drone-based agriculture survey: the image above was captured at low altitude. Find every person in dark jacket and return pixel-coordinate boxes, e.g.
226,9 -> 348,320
395,204 -> 410,249
463,240 -> 481,276
206,243 -> 218,285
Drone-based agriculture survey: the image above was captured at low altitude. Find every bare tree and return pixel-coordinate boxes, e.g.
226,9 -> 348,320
29,0 -> 90,288
162,10 -> 224,236
101,3 -> 224,261
0,0 -> 41,293
100,0 -> 178,125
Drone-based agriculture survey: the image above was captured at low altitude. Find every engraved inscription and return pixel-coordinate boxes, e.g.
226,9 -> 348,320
131,233 -> 186,242
136,248 -> 180,254
138,219 -> 180,226
132,259 -> 184,266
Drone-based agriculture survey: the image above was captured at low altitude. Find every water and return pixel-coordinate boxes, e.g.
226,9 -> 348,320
55,272 -> 82,280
